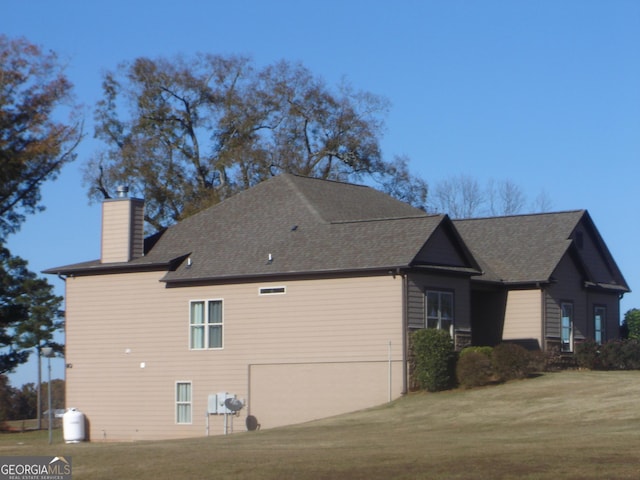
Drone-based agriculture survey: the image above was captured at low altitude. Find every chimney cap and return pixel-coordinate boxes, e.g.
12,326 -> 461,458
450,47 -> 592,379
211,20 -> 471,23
116,185 -> 129,198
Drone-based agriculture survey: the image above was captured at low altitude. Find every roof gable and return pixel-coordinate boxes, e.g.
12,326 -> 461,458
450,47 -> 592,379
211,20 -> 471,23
413,217 -> 480,271
454,210 -> 630,292
568,212 -> 630,291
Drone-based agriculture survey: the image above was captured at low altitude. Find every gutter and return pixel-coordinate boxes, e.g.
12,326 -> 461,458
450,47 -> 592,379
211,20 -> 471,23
161,264 -> 413,286
42,255 -> 188,277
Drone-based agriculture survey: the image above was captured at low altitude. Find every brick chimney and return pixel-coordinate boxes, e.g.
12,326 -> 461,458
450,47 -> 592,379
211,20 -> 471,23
101,187 -> 144,263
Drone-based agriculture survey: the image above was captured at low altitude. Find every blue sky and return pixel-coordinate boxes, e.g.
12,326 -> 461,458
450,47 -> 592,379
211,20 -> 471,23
3,0 -> 639,386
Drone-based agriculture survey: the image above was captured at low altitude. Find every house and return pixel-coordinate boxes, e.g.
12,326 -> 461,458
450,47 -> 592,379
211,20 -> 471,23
45,174 -> 481,441
45,175 -> 629,441
454,211 -> 630,353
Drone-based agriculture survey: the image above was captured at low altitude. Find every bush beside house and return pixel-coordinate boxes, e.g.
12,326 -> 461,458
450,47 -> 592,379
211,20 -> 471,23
456,350 -> 493,388
575,339 -> 640,370
410,329 -> 457,392
413,337 -> 546,391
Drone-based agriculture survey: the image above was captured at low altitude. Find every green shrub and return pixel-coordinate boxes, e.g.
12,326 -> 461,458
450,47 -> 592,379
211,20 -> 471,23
528,349 -> 547,372
543,344 -> 564,371
620,339 -> 640,369
599,341 -> 626,370
575,339 -> 640,371
411,329 -> 456,392
575,339 -> 600,370
456,351 -> 494,388
624,308 -> 640,340
491,343 -> 535,382
598,339 -> 640,370
459,346 -> 493,359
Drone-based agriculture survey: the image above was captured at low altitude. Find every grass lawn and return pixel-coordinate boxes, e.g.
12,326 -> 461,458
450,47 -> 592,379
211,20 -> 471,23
1,370 -> 639,479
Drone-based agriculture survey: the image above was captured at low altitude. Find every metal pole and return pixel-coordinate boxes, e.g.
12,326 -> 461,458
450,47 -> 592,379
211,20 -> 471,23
42,346 -> 54,445
47,354 -> 52,445
388,340 -> 392,402
37,347 -> 42,431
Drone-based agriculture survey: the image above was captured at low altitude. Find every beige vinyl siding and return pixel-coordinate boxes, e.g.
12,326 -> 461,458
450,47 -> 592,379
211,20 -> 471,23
100,198 -> 144,263
502,289 -> 542,347
130,200 -> 144,259
250,360 -> 402,429
65,272 -> 404,441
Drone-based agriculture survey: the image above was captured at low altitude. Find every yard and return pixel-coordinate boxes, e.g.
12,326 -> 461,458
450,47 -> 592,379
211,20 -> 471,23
1,370 -> 639,479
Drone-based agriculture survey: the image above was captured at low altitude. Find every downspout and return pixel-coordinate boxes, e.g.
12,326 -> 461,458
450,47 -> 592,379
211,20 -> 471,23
401,269 -> 408,395
539,283 -> 546,351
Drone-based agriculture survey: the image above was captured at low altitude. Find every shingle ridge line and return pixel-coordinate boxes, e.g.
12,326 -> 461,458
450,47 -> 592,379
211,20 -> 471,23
454,209 -> 585,222
286,172 -> 373,189
329,214 -> 438,225
282,174 -> 328,223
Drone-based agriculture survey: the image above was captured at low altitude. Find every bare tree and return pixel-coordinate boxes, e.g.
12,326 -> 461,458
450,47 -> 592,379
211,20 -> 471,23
531,189 -> 554,213
431,174 -> 484,218
375,155 -> 428,211
487,179 -> 526,216
433,175 -> 550,219
85,54 -> 423,231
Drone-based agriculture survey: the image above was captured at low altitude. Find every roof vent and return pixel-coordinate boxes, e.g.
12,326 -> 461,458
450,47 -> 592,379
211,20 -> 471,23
116,185 -> 129,198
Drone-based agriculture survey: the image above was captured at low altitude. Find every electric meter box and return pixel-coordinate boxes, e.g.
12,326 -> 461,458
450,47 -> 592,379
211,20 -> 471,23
207,392 -> 235,414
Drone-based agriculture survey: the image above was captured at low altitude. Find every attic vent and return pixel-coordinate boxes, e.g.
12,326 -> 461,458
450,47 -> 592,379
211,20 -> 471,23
259,286 -> 286,295
575,231 -> 584,249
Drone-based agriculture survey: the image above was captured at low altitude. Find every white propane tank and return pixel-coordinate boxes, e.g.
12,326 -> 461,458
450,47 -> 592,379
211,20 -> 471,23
63,408 -> 85,443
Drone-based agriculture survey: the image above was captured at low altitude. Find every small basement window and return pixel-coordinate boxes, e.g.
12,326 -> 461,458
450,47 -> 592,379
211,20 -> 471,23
259,286 -> 286,295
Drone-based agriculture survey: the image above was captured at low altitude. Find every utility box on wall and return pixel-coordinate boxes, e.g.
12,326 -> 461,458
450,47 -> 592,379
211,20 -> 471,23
207,392 -> 236,415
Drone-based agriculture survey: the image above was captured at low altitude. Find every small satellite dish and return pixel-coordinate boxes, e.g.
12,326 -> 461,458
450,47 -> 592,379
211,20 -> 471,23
224,397 -> 244,412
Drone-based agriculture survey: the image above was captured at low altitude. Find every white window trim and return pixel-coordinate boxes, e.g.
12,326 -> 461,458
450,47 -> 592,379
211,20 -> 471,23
259,286 -> 287,296
425,289 -> 455,337
594,305 -> 606,345
189,299 -> 224,350
561,302 -> 574,353
175,381 -> 192,425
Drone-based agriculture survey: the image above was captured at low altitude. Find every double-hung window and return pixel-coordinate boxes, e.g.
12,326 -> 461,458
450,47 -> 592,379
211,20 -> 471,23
176,382 -> 192,424
561,302 -> 574,352
190,300 -> 223,349
594,306 -> 606,345
425,290 -> 454,336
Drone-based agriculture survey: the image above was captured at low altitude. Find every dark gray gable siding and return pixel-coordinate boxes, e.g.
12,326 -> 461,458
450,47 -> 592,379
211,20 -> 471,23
571,217 -> 628,289
544,251 -> 624,349
407,272 -> 471,333
545,254 -> 587,343
587,291 -> 621,344
413,223 -> 469,267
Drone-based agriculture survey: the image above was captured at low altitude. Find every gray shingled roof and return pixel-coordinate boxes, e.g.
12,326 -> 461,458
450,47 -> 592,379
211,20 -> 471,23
45,179 -> 628,294
47,174 -> 479,281
157,174 -> 455,283
454,210 -> 615,285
